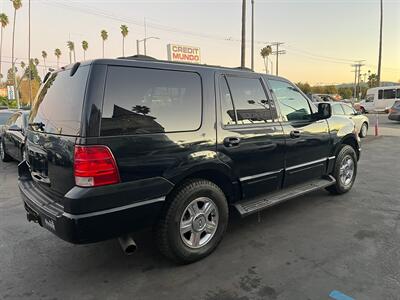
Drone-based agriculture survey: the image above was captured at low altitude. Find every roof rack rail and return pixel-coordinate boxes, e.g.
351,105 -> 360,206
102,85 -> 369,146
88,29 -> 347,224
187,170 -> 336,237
118,55 -> 157,61
235,67 -> 254,72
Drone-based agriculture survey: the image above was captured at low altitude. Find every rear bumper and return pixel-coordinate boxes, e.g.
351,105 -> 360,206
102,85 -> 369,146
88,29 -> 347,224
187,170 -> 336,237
18,162 -> 172,244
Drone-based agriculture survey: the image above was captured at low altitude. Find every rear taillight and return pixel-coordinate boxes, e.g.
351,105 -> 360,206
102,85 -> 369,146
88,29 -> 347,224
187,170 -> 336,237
74,145 -> 120,187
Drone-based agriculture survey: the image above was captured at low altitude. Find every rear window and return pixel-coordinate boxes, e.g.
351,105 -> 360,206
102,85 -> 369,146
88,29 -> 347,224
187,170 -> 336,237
101,66 -> 202,136
29,66 -> 90,136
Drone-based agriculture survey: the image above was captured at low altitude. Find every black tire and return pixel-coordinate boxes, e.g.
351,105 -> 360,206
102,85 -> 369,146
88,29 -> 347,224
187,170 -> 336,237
0,140 -> 12,162
326,145 -> 357,195
155,179 -> 229,264
359,122 -> 368,138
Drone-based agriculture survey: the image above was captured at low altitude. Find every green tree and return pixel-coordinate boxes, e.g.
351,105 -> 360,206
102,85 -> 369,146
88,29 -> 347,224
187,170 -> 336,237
25,58 -> 40,81
296,82 -> 312,95
368,73 -> 379,88
338,87 -> 353,100
20,61 -> 25,69
54,48 -> 61,68
67,41 -> 75,63
41,50 -> 47,72
0,13 -> 9,79
101,30 -> 108,58
11,0 -> 22,107
324,85 -> 338,95
260,46 -> 272,74
34,58 -> 39,66
120,25 -> 129,57
81,40 -> 88,60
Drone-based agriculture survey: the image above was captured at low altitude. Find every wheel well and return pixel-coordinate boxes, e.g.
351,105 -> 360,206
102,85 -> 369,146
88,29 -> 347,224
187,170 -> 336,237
169,170 -> 239,204
341,136 -> 360,159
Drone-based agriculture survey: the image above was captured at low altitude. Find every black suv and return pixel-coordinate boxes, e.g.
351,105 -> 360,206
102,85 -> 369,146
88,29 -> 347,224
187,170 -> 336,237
19,58 -> 360,263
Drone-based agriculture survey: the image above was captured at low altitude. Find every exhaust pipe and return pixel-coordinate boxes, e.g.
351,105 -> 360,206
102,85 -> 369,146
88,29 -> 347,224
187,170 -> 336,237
118,235 -> 137,255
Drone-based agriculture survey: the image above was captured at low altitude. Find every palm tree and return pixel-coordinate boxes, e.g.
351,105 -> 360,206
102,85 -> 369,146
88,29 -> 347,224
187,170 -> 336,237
100,30 -> 108,58
11,0 -> 22,107
82,40 -> 88,60
260,46 -> 272,74
120,25 -> 129,57
67,41 -> 75,63
20,61 -> 25,69
0,13 -> 9,80
41,50 -> 47,73
34,58 -> 39,66
54,48 -> 61,68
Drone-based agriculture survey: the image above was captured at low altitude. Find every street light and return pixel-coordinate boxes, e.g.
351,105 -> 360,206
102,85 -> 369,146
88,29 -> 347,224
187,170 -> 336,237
136,37 -> 160,56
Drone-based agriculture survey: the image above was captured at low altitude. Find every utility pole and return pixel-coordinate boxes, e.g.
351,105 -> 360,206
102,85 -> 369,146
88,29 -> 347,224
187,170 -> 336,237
351,60 -> 365,100
377,0 -> 383,86
240,0 -> 246,68
251,0 -> 255,71
271,42 -> 285,76
136,40 -> 140,55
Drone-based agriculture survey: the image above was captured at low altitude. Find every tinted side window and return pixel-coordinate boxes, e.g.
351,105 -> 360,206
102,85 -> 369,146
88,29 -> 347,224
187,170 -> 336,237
101,66 -> 202,136
342,104 -> 355,115
383,89 -> 396,99
332,104 -> 344,115
225,76 -> 273,124
378,90 -> 383,99
30,66 -> 90,135
268,79 -> 311,121
219,77 -> 237,125
397,89 -> 400,99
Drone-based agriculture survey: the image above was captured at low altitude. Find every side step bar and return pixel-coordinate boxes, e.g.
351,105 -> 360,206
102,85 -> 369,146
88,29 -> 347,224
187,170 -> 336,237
234,176 -> 336,217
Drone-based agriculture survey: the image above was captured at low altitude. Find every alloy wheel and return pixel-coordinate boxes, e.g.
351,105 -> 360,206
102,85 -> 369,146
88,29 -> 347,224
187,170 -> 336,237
180,197 -> 219,249
339,155 -> 355,186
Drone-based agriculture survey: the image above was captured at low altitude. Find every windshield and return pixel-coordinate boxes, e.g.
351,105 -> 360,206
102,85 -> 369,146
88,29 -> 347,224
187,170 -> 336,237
0,112 -> 13,125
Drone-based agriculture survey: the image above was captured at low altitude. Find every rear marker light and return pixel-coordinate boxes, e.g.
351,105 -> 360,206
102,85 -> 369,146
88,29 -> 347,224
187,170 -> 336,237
74,145 -> 120,187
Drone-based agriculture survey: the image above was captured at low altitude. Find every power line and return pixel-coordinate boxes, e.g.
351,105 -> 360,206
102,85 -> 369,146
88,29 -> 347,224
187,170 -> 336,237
271,42 -> 285,76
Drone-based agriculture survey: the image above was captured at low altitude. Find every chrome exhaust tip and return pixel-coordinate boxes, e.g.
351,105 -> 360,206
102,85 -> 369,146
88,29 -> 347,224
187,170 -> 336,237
118,235 -> 137,255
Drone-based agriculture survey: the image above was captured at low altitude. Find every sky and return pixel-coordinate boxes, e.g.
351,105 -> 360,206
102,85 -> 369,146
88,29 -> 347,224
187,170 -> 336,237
0,0 -> 399,85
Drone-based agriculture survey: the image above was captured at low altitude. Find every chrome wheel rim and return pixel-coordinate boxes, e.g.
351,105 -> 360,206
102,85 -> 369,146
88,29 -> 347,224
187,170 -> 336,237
180,197 -> 219,249
361,124 -> 367,136
339,155 -> 355,186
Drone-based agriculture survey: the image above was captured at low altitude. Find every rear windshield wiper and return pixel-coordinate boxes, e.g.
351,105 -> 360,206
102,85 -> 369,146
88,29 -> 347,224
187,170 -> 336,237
28,122 -> 45,130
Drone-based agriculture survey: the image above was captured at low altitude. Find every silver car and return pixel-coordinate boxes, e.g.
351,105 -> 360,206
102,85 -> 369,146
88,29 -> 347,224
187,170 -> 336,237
330,102 -> 369,138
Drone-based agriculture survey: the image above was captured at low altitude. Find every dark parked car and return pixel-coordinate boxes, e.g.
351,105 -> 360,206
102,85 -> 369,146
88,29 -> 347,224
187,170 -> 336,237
388,101 -> 400,121
19,58 -> 361,264
1,110 -> 29,162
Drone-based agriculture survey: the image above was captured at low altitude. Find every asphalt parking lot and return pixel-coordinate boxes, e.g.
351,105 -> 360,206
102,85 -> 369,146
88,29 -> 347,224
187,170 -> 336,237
1,130 -> 400,299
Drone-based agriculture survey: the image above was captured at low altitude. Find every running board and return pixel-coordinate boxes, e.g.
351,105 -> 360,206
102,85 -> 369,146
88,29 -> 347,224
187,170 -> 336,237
234,176 -> 336,217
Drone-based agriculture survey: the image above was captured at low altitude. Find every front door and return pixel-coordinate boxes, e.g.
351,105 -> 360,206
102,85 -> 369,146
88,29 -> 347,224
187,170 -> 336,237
216,73 -> 285,199
267,78 -> 332,187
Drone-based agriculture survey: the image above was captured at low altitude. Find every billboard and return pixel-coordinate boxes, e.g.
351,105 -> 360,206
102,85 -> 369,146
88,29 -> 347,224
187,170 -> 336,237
167,44 -> 201,64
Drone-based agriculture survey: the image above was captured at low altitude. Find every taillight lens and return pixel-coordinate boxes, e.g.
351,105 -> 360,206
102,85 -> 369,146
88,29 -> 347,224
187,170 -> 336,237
74,145 -> 120,187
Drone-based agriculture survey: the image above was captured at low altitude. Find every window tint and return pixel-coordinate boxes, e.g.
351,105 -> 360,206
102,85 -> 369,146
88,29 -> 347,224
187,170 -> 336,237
101,67 -> 202,136
342,104 -> 355,115
225,76 -> 273,124
378,90 -> 383,99
397,89 -> 400,99
331,104 -> 344,115
383,89 -> 396,99
268,79 -> 311,121
29,66 -> 90,135
219,77 -> 237,125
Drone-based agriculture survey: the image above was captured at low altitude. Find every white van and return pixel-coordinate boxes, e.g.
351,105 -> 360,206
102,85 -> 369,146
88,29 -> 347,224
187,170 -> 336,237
360,86 -> 400,113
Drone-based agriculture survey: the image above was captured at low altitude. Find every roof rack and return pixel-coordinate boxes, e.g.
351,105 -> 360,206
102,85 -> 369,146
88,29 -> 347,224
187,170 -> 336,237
118,55 -> 157,61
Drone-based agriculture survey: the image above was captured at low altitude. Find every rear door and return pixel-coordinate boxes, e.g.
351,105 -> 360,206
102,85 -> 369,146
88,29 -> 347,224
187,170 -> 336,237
267,78 -> 332,187
216,73 -> 285,199
26,65 -> 90,197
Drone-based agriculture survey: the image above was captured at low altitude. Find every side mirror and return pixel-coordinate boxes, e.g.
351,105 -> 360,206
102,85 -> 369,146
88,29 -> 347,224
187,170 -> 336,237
9,124 -> 22,132
315,103 -> 332,120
